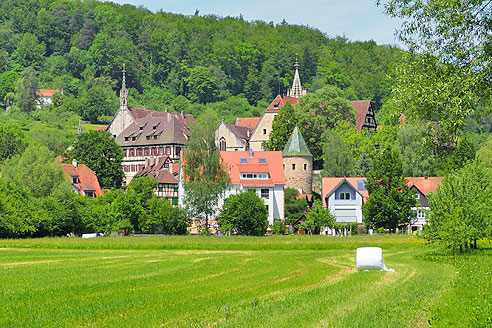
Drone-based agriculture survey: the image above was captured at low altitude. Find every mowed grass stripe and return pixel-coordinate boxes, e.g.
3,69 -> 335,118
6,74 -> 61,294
1,237 -> 485,327
0,249 -> 345,327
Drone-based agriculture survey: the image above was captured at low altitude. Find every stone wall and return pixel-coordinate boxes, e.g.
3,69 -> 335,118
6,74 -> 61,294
283,156 -> 312,194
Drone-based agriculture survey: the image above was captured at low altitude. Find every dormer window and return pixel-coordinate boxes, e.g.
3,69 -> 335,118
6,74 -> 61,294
132,137 -> 136,142
124,137 -> 129,141
259,158 -> 267,163
72,176 -> 80,184
146,135 -> 151,140
139,125 -> 144,130
153,135 -> 158,140
240,158 -> 248,163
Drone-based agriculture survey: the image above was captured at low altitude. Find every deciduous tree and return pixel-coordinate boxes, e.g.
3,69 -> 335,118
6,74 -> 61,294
263,101 -> 296,151
218,190 -> 268,236
63,130 -> 124,189
362,146 -> 415,232
183,115 -> 230,232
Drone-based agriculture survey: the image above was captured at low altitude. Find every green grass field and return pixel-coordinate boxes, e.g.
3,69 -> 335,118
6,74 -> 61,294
0,235 -> 490,327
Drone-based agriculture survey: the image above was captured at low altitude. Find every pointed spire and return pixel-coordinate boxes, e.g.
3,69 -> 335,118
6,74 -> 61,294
283,125 -> 312,157
288,53 -> 304,98
120,64 -> 128,107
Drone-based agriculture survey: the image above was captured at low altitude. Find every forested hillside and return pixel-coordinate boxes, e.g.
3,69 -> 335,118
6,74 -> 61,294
0,0 -> 400,123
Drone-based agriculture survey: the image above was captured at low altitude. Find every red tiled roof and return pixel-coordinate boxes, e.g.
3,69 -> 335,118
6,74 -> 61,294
406,177 -> 443,196
296,194 -> 313,202
235,117 -> 261,130
266,95 -> 299,112
96,126 -> 108,131
351,100 -> 371,132
220,151 -> 285,186
37,89 -> 59,97
60,163 -> 103,197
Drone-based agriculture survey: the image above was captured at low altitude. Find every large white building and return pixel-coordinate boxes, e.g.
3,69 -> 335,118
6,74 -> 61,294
219,150 -> 286,225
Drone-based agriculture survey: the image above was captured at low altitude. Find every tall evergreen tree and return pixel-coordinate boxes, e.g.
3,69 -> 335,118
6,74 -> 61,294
362,146 -> 415,232
263,101 -> 296,151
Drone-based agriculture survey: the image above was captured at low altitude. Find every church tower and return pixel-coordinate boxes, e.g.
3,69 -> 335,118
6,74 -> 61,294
283,125 -> 312,194
287,54 -> 307,98
108,65 -> 134,138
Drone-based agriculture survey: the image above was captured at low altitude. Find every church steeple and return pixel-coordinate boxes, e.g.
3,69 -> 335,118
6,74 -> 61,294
287,54 -> 306,98
120,64 -> 128,108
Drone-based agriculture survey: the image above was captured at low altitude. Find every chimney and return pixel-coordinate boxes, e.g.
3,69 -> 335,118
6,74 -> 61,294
425,176 -> 428,180
247,130 -> 250,138
72,159 -> 77,169
249,147 -> 253,158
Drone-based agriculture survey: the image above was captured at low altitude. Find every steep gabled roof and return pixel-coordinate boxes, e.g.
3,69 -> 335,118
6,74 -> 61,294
220,151 -> 286,186
266,95 -> 299,112
322,177 -> 368,207
134,156 -> 178,184
283,125 -> 312,157
235,117 -> 261,130
351,100 -> 372,132
407,177 -> 443,196
60,163 -> 103,197
225,124 -> 254,143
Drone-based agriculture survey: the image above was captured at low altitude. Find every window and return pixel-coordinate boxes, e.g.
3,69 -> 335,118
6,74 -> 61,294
219,137 -> 227,151
84,191 -> 95,198
417,210 -> 425,219
240,173 -> 268,180
259,158 -> 267,163
176,147 -> 181,156
72,177 -> 80,184
172,198 -> 178,205
240,158 -> 248,163
261,189 -> 269,199
292,163 -> 296,170
137,148 -> 142,156
164,162 -> 169,168
166,146 -> 170,155
304,163 -> 307,170
339,192 -> 351,200
263,129 -> 267,134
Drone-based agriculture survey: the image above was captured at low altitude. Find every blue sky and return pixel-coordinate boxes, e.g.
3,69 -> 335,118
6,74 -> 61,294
107,0 -> 403,46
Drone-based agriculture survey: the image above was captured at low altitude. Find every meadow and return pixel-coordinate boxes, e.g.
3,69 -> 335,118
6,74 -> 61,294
0,235 -> 490,327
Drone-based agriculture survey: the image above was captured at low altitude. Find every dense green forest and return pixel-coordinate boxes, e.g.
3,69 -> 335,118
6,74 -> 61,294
0,0 -> 400,122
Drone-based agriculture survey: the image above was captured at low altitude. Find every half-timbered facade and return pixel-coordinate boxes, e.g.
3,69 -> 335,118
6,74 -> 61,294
351,100 -> 378,132
133,156 -> 180,205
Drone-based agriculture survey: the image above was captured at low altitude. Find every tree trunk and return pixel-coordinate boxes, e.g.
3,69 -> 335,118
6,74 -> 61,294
465,240 -> 468,249
460,244 -> 463,255
474,239 -> 477,249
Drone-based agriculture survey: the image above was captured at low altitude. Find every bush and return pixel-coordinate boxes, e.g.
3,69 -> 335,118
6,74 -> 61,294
272,220 -> 286,235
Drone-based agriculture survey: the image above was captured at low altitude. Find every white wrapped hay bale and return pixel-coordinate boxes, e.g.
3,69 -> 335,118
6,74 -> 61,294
356,247 -> 394,272
81,233 -> 97,239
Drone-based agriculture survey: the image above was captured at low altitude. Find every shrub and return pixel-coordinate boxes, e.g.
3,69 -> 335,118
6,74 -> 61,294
272,221 -> 286,235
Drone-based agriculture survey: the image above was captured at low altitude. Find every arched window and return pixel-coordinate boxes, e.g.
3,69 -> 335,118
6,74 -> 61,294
219,137 -> 226,151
